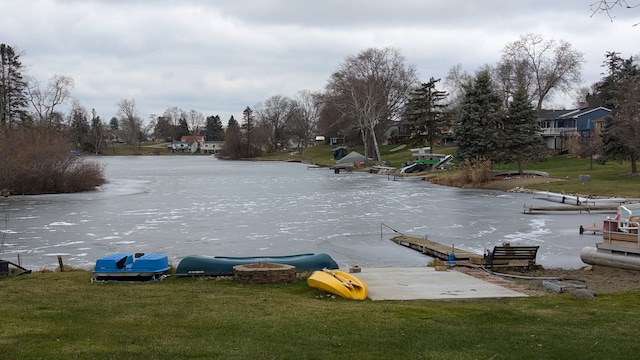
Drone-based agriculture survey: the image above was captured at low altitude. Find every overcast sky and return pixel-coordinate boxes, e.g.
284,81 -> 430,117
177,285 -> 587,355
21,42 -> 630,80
2,0 -> 638,125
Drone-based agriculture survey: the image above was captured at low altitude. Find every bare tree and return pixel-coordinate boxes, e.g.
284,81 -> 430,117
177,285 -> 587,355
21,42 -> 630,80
117,98 -> 142,151
255,95 -> 295,152
184,109 -> 205,135
290,90 -> 321,152
602,74 -> 640,173
590,0 -> 640,25
326,47 -> 417,162
443,63 -> 473,118
27,74 -> 74,125
501,34 -> 584,111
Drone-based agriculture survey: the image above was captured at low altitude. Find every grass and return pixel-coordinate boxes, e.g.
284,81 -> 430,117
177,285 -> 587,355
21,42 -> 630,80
2,271 -> 640,359
294,144 -> 640,198
491,156 -> 640,198
6,144 -> 640,357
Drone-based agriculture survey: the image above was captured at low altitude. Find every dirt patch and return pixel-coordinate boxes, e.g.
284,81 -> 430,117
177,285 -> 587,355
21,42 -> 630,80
476,175 -> 566,192
457,265 -> 640,296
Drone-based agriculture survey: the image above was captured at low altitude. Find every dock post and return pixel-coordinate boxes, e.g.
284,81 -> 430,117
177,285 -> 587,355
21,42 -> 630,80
57,255 -> 64,272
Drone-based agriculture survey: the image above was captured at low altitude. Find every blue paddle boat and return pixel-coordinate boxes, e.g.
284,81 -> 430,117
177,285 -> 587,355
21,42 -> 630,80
92,253 -> 170,282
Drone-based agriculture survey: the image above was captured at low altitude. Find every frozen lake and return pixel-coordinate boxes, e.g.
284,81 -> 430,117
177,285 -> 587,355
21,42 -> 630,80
0,156 -> 606,270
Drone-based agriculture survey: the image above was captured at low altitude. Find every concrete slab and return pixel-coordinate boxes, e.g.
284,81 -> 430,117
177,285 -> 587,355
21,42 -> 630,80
352,267 -> 528,300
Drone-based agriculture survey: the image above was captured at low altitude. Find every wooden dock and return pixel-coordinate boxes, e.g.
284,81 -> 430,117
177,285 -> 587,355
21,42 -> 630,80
579,225 -> 603,235
390,235 -> 483,263
523,204 -> 617,214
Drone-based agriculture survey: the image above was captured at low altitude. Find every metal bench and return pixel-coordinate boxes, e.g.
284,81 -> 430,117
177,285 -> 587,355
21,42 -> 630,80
484,245 -> 539,270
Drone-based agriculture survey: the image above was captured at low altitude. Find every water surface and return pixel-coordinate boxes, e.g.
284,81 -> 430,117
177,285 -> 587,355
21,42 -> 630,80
0,156 -> 604,270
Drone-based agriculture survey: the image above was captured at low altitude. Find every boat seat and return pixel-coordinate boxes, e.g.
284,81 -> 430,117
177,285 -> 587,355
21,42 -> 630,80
116,256 -> 129,270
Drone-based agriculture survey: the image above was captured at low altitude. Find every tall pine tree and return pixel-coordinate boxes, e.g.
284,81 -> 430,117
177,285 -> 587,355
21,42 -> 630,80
504,84 -> 548,174
221,115 -> 242,159
205,115 -> 224,141
0,44 -> 28,129
402,77 -> 449,149
454,70 -> 504,164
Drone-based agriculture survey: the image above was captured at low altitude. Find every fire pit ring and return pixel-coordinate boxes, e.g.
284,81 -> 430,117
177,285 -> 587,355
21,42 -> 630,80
233,263 -> 296,284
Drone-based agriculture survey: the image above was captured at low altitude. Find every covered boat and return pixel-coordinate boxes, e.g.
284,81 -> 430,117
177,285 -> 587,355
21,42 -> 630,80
92,253 -> 170,282
581,203 -> 640,270
307,268 -> 367,300
174,253 -> 339,277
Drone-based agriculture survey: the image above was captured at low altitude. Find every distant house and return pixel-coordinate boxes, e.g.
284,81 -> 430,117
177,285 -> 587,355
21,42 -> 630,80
181,135 -> 205,147
170,141 -> 193,152
201,141 -> 224,154
537,107 -> 611,151
107,131 -> 125,144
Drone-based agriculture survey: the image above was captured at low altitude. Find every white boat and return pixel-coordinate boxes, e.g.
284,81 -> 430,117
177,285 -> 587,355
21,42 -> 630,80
533,191 -> 591,206
581,203 -> 640,270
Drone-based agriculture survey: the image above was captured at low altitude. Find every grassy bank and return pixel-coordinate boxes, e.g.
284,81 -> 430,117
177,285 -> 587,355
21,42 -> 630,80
293,145 -> 639,198
2,271 -> 640,359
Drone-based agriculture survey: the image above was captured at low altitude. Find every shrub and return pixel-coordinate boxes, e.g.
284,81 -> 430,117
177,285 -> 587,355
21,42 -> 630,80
0,126 -> 106,194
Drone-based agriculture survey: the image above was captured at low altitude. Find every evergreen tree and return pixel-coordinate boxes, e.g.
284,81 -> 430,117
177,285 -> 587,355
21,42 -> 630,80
587,51 -> 640,109
504,84 -> 548,174
177,117 -> 190,140
591,52 -> 640,172
69,103 -> 90,150
221,115 -> 242,159
241,106 -> 256,157
204,115 -> 224,141
454,70 -> 505,164
402,77 -> 449,149
89,110 -> 103,154
0,44 -> 28,129
109,117 -> 119,130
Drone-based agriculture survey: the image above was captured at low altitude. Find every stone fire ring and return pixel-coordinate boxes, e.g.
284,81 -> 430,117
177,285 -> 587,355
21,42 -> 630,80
233,263 -> 297,284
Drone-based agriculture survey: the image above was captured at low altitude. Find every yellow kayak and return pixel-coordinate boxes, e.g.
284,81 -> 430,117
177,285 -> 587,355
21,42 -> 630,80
307,268 -> 368,300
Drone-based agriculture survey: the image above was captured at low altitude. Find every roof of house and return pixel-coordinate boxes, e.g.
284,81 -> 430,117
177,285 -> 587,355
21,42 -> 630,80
538,107 -> 611,120
181,135 -> 204,142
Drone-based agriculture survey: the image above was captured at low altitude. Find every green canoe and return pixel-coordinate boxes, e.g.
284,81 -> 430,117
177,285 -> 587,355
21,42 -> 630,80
175,253 -> 339,277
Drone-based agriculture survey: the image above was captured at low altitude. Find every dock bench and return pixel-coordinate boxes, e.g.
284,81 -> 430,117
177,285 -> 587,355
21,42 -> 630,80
484,245 -> 539,270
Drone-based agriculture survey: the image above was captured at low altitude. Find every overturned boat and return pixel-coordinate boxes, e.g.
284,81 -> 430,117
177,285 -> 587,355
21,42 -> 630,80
175,253 -> 339,277
92,253 -> 170,282
581,203 -> 640,270
307,268 -> 367,300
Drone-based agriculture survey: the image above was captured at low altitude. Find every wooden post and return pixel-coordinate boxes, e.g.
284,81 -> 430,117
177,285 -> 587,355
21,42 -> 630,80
57,255 -> 64,272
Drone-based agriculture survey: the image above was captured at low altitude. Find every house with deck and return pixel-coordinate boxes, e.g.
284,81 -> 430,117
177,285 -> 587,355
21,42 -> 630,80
537,107 -> 611,152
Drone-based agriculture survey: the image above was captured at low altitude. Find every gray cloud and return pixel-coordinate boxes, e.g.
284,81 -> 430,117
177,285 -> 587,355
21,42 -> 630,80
2,0 -> 638,123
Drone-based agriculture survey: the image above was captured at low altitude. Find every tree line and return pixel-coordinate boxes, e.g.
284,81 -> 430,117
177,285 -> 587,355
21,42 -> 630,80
220,33 -> 640,177
1,32 -> 639,193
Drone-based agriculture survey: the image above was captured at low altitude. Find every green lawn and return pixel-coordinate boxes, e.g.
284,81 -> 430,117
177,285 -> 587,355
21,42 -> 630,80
293,145 -> 640,198
2,271 -> 640,359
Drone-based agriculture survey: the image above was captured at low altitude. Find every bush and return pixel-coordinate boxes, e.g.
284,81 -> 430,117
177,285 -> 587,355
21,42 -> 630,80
0,126 -> 107,194
428,157 -> 492,188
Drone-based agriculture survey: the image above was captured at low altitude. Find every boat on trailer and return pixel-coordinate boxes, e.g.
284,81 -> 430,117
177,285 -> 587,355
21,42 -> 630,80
174,253 -> 339,277
581,203 -> 640,270
92,253 -> 170,282
400,147 -> 453,174
307,268 -> 368,300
